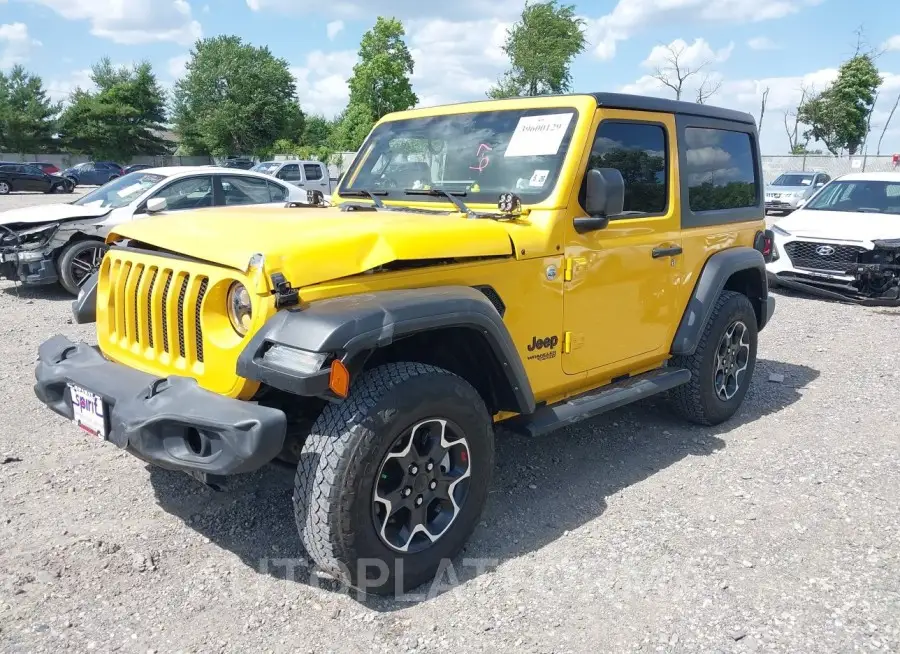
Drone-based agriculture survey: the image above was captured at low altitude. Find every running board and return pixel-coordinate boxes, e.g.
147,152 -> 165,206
505,368 -> 691,438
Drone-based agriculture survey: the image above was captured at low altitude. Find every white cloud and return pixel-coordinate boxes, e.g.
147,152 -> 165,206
245,0 -> 523,19
46,68 -> 94,103
167,54 -> 190,80
326,20 -> 344,40
407,18 -> 509,109
27,0 -> 202,45
586,0 -> 823,60
291,50 -> 357,117
747,36 -> 779,50
884,35 -> 900,52
0,22 -> 41,69
642,38 -> 733,70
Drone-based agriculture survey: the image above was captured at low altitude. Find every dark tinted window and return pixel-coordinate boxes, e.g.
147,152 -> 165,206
268,181 -> 287,202
279,164 -> 302,181
221,175 -> 281,205
584,121 -> 667,215
0,165 -> 15,172
303,163 -> 323,181
685,128 -> 758,212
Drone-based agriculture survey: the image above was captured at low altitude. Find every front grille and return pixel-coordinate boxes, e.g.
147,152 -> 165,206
106,254 -> 208,367
783,241 -> 867,273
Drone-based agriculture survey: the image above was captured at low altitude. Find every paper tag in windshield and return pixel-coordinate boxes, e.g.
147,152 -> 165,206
529,170 -> 549,187
505,113 -> 573,157
115,183 -> 145,198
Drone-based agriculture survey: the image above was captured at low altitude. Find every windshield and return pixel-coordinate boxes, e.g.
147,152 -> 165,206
340,107 -> 579,205
772,173 -> 815,187
73,172 -> 167,209
803,180 -> 900,214
252,162 -> 280,174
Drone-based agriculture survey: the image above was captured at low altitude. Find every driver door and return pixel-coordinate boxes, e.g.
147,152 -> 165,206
562,110 -> 682,375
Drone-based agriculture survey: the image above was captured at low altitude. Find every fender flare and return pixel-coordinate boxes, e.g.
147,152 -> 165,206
237,286 -> 536,414
671,247 -> 768,356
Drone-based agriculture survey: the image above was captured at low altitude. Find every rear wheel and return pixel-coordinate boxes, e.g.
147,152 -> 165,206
293,362 -> 494,594
668,290 -> 758,426
57,240 -> 107,295
0,181 -> 9,195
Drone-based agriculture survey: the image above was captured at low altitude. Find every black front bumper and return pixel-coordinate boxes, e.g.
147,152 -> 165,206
34,335 -> 287,476
769,272 -> 900,306
0,254 -> 58,286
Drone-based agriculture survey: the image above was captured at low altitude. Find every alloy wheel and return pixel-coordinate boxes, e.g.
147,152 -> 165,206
70,246 -> 105,287
713,320 -> 751,401
372,418 -> 472,553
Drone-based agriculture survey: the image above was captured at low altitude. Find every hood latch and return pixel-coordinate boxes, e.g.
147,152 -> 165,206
270,272 -> 300,308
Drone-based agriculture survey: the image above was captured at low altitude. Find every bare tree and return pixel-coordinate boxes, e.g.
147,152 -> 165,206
695,73 -> 722,104
758,86 -> 771,134
651,41 -> 719,102
784,85 -> 810,153
876,92 -> 900,155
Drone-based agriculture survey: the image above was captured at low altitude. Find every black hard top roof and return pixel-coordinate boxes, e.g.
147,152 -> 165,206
590,92 -> 756,125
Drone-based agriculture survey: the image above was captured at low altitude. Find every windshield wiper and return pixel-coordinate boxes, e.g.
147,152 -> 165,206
340,189 -> 387,208
404,188 -> 475,217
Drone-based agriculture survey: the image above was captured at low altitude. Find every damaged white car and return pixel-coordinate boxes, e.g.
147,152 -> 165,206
0,167 -> 306,295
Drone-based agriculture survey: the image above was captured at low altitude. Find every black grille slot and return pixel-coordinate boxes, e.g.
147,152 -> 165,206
783,241 -> 867,272
161,273 -> 172,354
132,266 -> 144,345
146,269 -> 158,349
177,275 -> 189,359
195,278 -> 208,363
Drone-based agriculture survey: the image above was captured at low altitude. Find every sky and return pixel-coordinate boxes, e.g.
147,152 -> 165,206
1,0 -> 900,155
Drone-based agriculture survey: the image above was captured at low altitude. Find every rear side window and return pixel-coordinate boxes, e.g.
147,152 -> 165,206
303,164 -> 323,181
268,181 -> 288,202
684,127 -> 758,212
584,121 -> 668,216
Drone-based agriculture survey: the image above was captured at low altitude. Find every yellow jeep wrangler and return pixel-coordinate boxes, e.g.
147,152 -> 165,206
34,93 -> 775,594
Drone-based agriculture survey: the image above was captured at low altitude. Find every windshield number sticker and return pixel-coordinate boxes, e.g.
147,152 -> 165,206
505,113 -> 573,158
529,170 -> 549,187
470,143 -> 493,173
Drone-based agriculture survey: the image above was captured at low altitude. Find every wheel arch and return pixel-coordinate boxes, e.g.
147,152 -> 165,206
671,247 -> 769,357
238,286 -> 536,416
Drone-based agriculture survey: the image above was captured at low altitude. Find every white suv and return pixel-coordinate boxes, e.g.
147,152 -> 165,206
767,172 -> 900,293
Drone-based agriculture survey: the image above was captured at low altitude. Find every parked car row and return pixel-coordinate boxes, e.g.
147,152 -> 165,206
0,163 -> 75,195
0,166 -> 307,294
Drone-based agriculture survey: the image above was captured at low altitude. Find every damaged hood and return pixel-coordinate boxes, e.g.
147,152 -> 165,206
776,209 -> 900,243
0,203 -> 111,227
108,205 -> 516,288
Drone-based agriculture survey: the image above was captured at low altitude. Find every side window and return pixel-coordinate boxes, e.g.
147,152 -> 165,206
583,121 -> 668,215
24,165 -> 42,175
684,127 -> 758,212
303,163 -> 323,181
151,176 -> 213,211
278,164 -> 302,182
267,181 -> 288,202
221,175 -> 275,205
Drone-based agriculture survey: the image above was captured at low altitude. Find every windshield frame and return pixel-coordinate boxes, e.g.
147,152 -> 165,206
803,179 -> 900,214
73,171 -> 168,210
337,105 -> 582,208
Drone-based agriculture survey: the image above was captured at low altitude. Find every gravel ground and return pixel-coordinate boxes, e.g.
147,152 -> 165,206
1,193 -> 898,653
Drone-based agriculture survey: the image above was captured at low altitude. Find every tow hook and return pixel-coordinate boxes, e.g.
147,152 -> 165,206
270,272 -> 300,308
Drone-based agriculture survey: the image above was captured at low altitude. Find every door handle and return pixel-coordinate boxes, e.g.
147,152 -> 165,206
652,245 -> 683,258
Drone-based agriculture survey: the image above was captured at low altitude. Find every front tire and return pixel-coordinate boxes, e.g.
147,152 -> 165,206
0,181 -> 9,195
57,240 -> 108,295
293,362 -> 494,595
668,291 -> 758,426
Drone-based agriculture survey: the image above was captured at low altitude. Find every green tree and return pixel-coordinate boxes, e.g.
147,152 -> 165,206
0,66 -> 60,154
301,114 -> 336,148
172,35 -> 304,156
330,102 -> 376,151
488,1 -> 586,99
798,52 -> 882,155
57,59 -> 170,161
346,17 -> 417,122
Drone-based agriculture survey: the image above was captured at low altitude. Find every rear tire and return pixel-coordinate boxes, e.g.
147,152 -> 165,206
0,181 -> 9,195
57,240 -> 108,296
293,362 -> 494,595
668,291 -> 758,426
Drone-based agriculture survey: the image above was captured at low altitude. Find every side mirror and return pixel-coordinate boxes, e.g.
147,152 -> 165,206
146,197 -> 168,213
575,168 -> 625,234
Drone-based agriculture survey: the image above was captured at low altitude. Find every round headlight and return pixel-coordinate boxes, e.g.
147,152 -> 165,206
226,281 -> 253,336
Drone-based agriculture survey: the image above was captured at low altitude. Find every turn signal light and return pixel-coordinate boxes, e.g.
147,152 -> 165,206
329,359 -> 350,398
